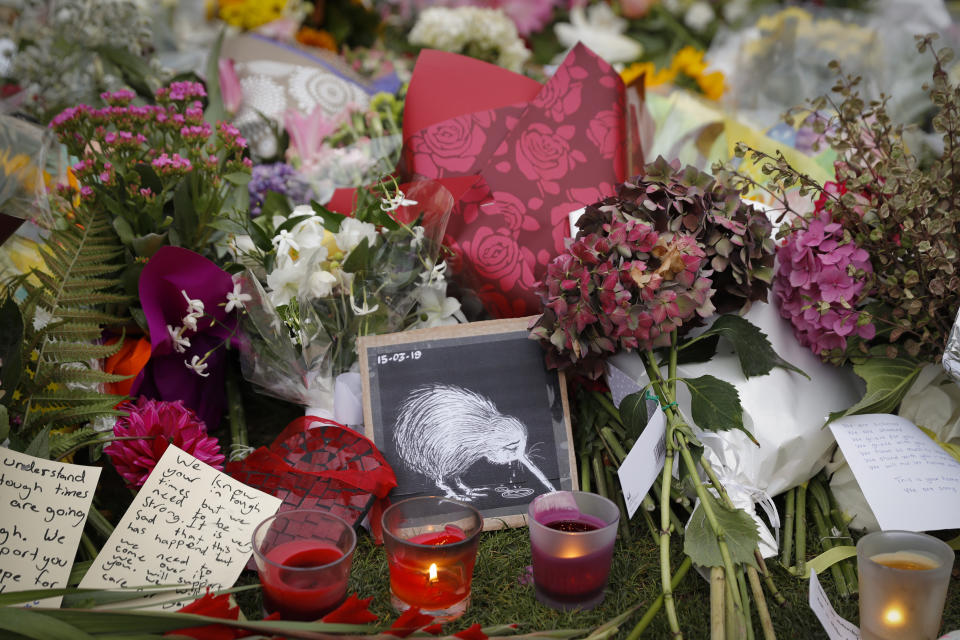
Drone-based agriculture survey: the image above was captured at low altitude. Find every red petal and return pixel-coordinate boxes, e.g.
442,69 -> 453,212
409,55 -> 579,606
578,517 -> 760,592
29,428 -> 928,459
454,623 -> 488,640
423,623 -> 445,635
385,607 -> 436,637
167,593 -> 243,640
322,594 -> 379,624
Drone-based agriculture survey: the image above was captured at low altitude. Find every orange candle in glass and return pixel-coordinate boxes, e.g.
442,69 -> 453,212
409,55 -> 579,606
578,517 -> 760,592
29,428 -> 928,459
382,497 -> 482,621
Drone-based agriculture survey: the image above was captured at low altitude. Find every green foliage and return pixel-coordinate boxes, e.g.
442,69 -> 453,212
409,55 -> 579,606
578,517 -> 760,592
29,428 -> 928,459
684,492 -> 760,569
680,374 -> 755,444
0,296 -> 24,406
4,206 -> 131,447
692,314 -> 808,379
827,356 -> 923,422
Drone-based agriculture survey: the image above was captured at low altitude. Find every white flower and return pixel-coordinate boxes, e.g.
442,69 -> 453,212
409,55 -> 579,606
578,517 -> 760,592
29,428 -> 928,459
419,259 -> 448,286
288,215 -> 329,254
225,281 -> 253,313
167,324 -> 190,354
684,1 -> 715,32
412,285 -> 466,329
32,306 -> 54,331
335,217 -> 378,254
272,229 -> 300,264
410,225 -> 426,250
554,3 -> 643,64
380,190 -> 418,212
349,292 -> 380,316
266,256 -> 309,308
409,6 -> 531,72
181,290 -> 204,316
181,313 -> 199,332
185,354 -> 210,377
303,269 -> 337,299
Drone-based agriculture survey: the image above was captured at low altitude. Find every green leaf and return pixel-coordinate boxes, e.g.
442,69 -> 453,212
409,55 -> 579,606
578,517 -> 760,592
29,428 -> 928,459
675,333 -> 719,365
696,314 -> 808,379
0,296 -> 23,406
619,391 -> 650,440
341,236 -> 371,273
311,201 -> 345,233
0,405 -> 9,443
827,357 -> 923,422
172,180 -> 197,249
203,28 -> 227,128
275,214 -> 314,235
0,608 -> 95,640
684,491 -> 760,569
222,171 -> 251,186
260,190 -> 293,220
681,374 -> 756,444
24,424 -> 52,458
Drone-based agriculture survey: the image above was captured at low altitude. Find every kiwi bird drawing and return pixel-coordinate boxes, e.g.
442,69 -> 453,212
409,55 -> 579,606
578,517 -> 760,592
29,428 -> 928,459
393,383 -> 555,501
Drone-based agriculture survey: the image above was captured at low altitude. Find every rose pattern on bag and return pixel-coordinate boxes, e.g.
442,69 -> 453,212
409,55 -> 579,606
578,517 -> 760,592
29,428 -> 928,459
403,44 -> 625,318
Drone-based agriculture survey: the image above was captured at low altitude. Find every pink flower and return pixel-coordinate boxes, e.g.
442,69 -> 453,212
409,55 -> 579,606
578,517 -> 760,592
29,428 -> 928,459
284,105 -> 341,170
774,210 -> 874,360
487,0 -> 559,36
105,397 -> 224,488
218,58 -> 243,115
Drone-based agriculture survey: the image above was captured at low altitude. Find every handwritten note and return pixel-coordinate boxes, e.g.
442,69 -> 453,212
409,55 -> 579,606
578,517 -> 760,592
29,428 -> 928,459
830,414 -> 960,531
618,406 -> 667,518
809,569 -> 860,640
80,445 -> 281,609
0,448 -> 101,607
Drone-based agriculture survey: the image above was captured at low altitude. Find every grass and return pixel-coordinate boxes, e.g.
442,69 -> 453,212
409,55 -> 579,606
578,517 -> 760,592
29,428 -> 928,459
234,517 -> 960,638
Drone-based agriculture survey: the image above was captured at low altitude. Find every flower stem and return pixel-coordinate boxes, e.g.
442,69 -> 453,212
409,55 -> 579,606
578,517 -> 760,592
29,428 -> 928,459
710,566 -> 725,640
625,555 -> 693,640
592,450 -> 608,499
781,488 -> 795,568
747,565 -> 776,640
579,452 -> 592,493
795,482 -> 807,575
226,365 -> 248,453
659,448 -> 683,638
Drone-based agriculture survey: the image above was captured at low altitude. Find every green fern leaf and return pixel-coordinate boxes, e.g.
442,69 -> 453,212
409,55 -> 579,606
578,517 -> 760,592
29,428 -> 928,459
50,426 -> 102,459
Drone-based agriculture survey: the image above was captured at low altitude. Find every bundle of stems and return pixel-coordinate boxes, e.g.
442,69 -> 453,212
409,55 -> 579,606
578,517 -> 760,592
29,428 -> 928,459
637,331 -> 784,640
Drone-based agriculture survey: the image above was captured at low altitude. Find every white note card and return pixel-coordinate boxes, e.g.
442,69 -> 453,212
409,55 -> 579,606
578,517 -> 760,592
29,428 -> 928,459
618,406 -> 667,518
809,569 -> 860,640
0,448 -> 101,607
80,445 -> 281,609
830,414 -> 960,531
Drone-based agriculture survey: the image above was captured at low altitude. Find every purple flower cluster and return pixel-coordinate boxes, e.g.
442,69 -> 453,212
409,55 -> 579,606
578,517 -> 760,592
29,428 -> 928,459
156,81 -> 207,103
531,218 -> 715,379
151,152 -> 193,174
248,162 -> 315,216
774,211 -> 875,359
100,89 -> 136,106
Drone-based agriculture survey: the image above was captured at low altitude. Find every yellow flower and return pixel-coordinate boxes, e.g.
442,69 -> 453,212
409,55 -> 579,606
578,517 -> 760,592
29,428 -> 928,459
669,46 -> 708,77
218,0 -> 289,30
697,70 -> 726,101
620,61 -> 676,88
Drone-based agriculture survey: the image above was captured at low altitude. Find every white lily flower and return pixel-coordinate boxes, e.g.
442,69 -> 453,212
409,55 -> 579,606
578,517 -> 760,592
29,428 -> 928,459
225,281 -> 252,313
185,354 -> 210,377
349,293 -> 380,316
412,285 -> 466,329
335,217 -> 378,254
554,3 -> 644,64
181,313 -> 199,332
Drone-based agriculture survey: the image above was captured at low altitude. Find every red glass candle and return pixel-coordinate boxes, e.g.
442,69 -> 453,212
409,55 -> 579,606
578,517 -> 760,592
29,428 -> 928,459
252,510 -> 356,621
383,498 -> 482,621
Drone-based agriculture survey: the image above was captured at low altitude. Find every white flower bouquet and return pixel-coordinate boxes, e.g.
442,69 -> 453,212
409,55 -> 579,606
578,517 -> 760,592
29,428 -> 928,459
234,180 -> 464,421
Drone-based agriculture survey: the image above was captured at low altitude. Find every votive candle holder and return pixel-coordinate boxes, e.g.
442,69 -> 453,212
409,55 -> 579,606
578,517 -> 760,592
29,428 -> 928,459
528,490 -> 619,610
857,530 -> 954,640
382,496 -> 482,621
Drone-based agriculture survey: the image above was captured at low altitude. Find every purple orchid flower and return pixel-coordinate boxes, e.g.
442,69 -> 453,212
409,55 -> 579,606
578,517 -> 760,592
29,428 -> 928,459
132,246 -> 238,430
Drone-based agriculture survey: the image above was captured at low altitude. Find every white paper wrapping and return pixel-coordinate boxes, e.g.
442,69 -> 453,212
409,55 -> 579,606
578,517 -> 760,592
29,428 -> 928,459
608,300 -> 862,553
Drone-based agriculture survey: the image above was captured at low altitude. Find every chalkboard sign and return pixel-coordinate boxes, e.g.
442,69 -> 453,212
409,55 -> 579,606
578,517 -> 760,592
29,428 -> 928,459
359,318 -> 576,529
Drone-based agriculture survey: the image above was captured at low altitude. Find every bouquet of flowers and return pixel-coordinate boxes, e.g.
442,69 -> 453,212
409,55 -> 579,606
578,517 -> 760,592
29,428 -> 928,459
531,157 -> 795,639
50,83 -> 251,295
235,179 -> 464,420
722,34 -> 960,417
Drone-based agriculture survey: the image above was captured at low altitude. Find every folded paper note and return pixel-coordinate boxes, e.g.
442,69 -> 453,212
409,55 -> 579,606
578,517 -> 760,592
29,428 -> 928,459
80,445 -> 281,609
400,45 -> 632,318
0,449 -> 101,607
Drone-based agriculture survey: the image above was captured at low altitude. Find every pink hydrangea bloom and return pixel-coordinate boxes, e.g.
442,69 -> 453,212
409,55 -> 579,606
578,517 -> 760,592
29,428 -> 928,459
774,210 -> 875,359
105,397 -> 224,488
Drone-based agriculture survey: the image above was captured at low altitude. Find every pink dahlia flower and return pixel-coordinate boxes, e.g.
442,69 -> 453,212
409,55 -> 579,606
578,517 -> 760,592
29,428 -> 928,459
105,397 -> 225,488
773,210 -> 875,360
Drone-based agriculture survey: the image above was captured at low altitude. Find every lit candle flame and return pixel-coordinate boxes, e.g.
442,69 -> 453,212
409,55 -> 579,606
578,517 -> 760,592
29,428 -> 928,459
428,563 -> 438,582
883,606 -> 905,626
